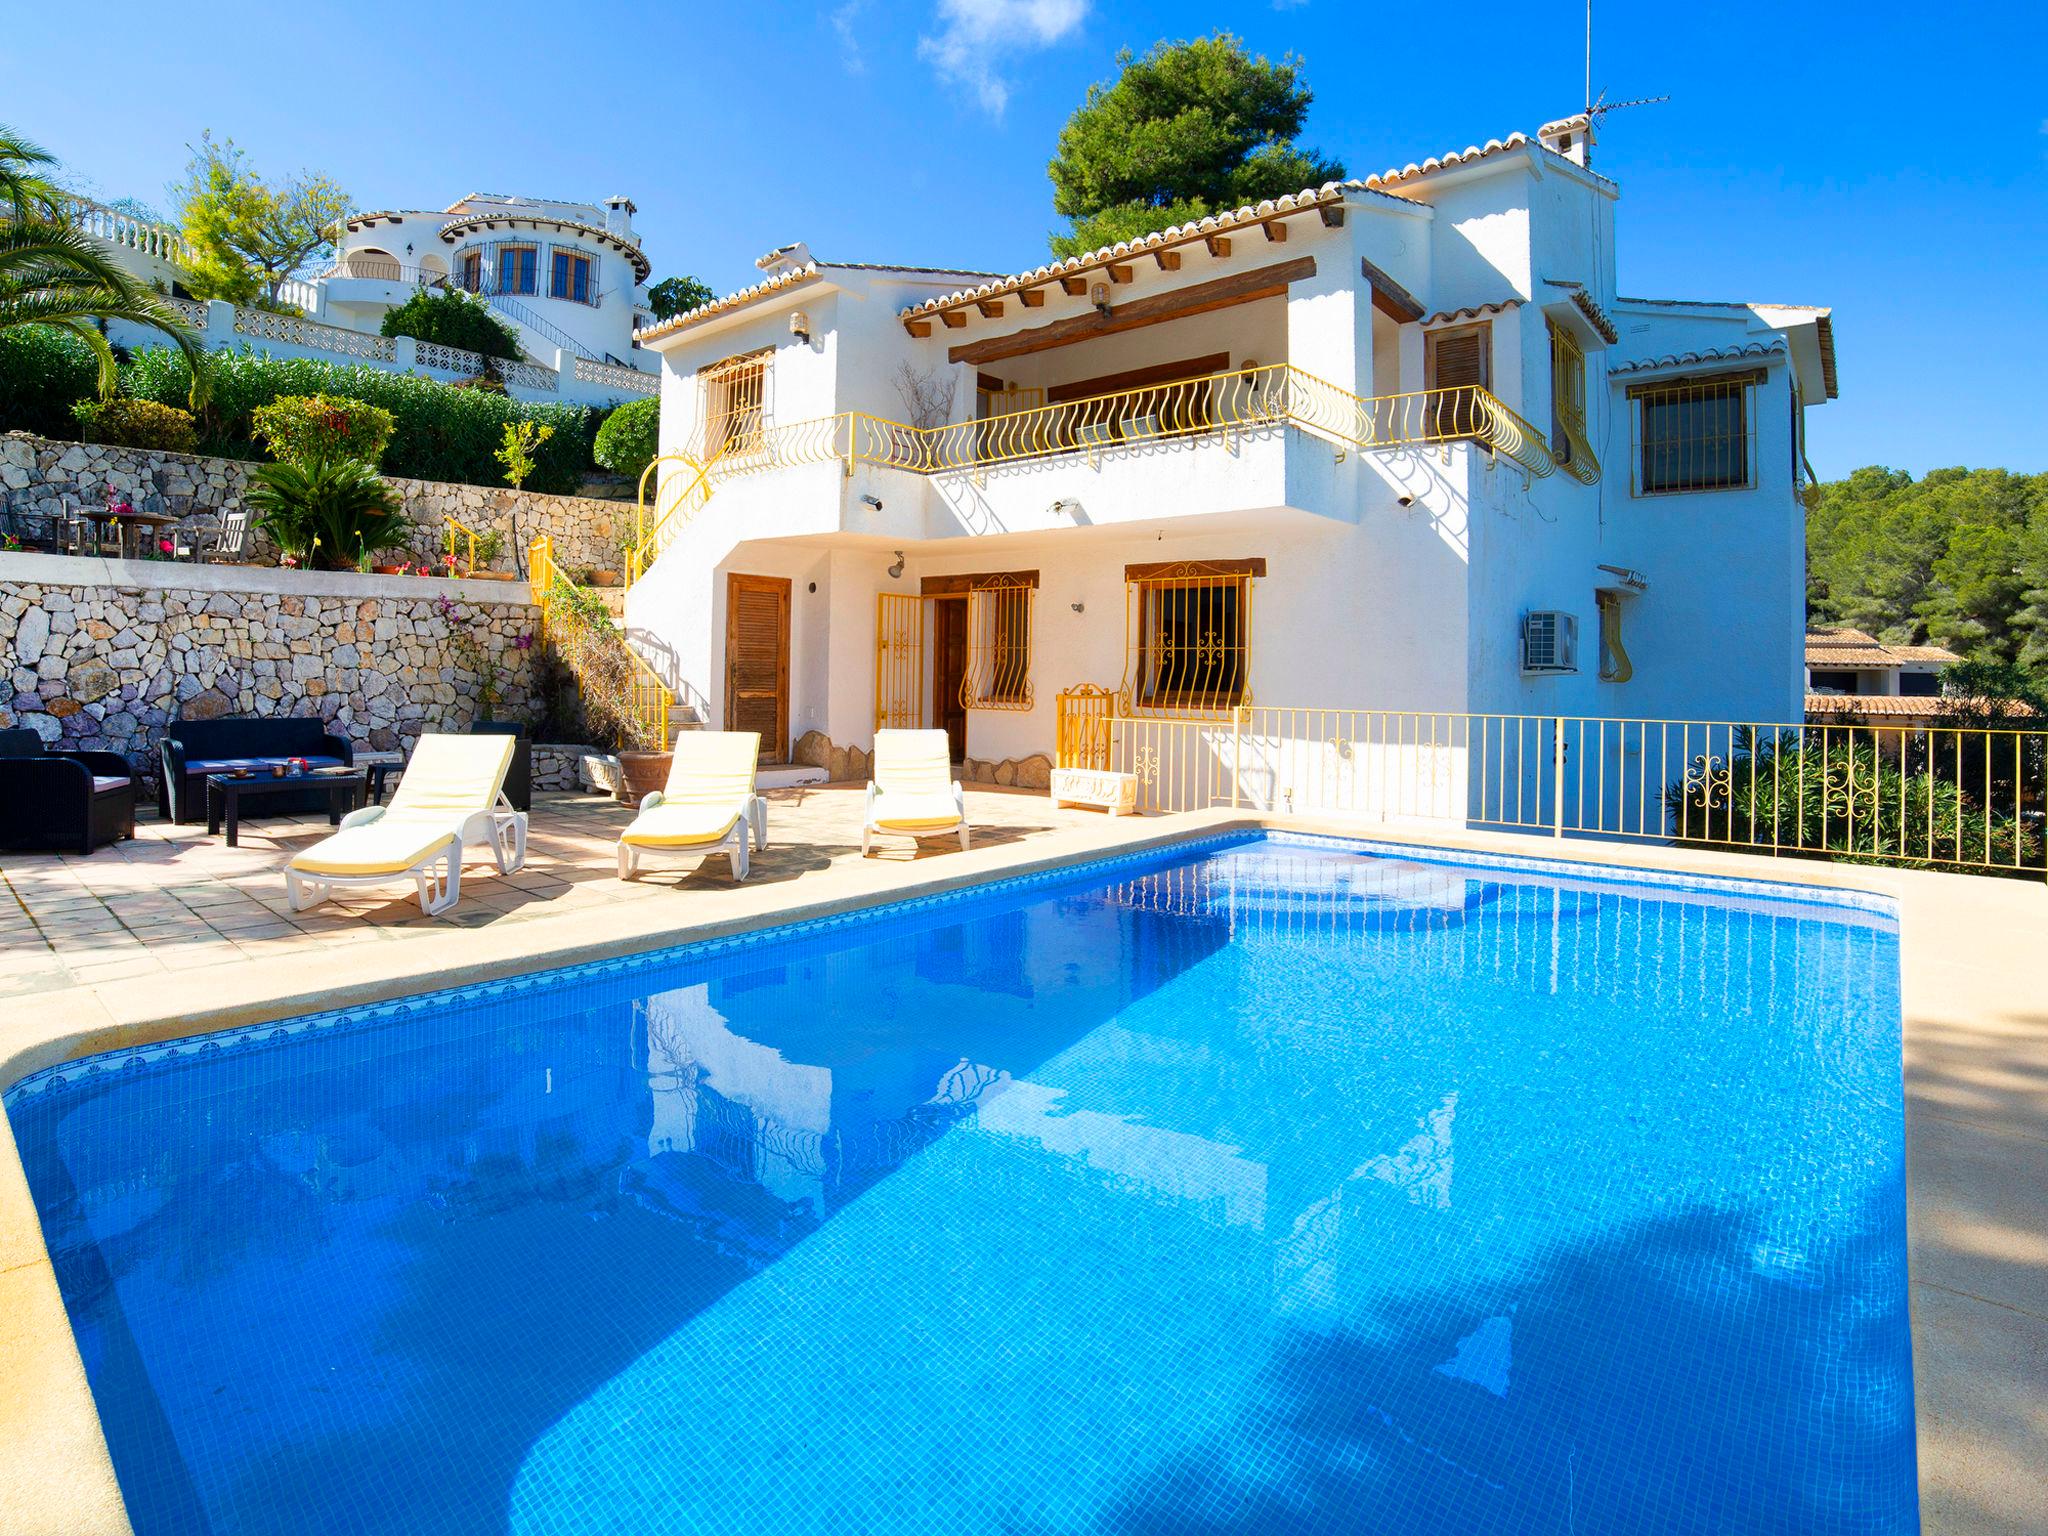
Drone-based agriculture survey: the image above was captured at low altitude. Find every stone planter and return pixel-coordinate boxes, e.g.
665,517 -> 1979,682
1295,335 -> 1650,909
616,749 -> 672,805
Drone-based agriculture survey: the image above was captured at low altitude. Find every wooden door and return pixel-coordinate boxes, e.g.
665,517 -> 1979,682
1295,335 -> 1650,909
932,595 -> 968,764
725,573 -> 790,763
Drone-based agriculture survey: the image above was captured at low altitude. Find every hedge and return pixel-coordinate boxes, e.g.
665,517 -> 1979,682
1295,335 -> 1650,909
120,347 -> 599,495
0,326 -> 102,441
72,398 -> 199,453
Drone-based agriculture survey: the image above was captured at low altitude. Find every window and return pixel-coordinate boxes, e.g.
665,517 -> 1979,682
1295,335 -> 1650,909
700,350 -> 769,456
922,573 -> 1039,710
1548,321 -> 1600,483
1808,669 -> 1859,695
550,247 -> 594,305
458,250 -> 484,292
495,243 -> 538,296
1123,559 -> 1263,715
967,583 -> 1033,708
1898,671 -> 1939,698
1630,371 -> 1758,495
1425,323 -> 1490,439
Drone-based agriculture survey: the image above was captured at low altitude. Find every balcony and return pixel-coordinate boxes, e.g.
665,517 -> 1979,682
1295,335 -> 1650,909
632,365 -> 1556,572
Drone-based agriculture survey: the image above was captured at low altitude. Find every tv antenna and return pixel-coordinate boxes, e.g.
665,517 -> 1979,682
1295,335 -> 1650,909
1583,2 -> 1669,120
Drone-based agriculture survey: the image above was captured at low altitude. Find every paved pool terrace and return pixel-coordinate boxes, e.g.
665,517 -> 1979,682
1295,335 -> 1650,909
1,793 -> 2042,1536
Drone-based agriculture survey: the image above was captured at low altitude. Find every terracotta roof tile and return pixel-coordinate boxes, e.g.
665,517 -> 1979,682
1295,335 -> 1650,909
1610,339 -> 1786,375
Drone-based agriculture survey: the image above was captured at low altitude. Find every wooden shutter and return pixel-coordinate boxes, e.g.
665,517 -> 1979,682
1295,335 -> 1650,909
1426,324 -> 1490,439
1427,325 -> 1490,390
725,574 -> 790,761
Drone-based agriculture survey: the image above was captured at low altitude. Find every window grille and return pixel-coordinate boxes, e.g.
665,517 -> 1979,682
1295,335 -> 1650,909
961,581 -> 1035,710
549,246 -> 595,306
1629,370 -> 1759,495
1121,560 -> 1261,717
494,243 -> 538,297
701,350 -> 769,458
1548,321 -> 1600,484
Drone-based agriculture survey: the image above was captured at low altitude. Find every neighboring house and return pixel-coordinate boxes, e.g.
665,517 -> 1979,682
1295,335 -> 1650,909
327,193 -> 656,371
626,114 -> 1837,776
1804,627 -> 1976,727
1805,627 -> 1959,698
70,193 -> 658,407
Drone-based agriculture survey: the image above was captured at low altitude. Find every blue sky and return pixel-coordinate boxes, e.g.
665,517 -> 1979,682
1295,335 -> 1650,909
5,0 -> 2044,478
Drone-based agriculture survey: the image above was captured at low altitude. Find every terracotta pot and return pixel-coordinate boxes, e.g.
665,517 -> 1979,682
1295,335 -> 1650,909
371,564 -> 407,575
466,570 -> 518,581
588,570 -> 622,588
615,750 -> 672,805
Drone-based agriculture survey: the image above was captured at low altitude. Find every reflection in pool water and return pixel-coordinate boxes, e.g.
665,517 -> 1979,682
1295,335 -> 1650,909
6,834 -> 1914,1534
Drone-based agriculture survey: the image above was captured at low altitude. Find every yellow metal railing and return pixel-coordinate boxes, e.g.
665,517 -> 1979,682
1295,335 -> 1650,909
530,534 -> 673,750
444,517 -> 479,573
632,368 -> 1554,574
1048,695 -> 2048,879
623,367 -> 1558,597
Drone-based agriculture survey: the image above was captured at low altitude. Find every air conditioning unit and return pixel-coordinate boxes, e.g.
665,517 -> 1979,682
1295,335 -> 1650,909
1521,610 -> 1579,674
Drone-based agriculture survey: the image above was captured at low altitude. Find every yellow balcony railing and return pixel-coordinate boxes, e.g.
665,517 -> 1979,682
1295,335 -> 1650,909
624,367 -> 1557,595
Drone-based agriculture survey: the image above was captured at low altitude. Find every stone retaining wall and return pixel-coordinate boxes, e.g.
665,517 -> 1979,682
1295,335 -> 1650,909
1,433 -> 632,578
0,555 -> 543,787
791,729 -> 1052,789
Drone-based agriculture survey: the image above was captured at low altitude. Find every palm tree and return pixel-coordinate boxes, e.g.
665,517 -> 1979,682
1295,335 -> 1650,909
0,126 -> 209,404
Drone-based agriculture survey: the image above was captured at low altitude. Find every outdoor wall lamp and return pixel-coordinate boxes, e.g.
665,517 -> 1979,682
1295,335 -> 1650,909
790,309 -> 812,343
860,493 -> 884,511
1090,282 -> 1111,316
887,551 -> 906,578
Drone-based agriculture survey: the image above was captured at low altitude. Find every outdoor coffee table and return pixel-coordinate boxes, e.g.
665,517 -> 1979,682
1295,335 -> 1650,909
354,749 -> 406,805
206,768 -> 364,847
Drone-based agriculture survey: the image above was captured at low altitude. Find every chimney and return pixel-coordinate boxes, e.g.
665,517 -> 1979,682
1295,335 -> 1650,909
603,195 -> 637,239
1537,114 -> 1596,168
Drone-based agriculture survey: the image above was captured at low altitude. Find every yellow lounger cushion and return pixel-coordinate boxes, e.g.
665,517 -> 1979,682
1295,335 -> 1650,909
289,821 -> 458,877
621,805 -> 744,848
872,790 -> 962,832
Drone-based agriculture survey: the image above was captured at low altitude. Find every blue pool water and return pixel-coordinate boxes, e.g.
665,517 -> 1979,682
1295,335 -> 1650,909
7,833 -> 1916,1535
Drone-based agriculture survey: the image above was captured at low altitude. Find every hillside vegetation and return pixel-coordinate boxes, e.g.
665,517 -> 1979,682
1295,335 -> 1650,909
1807,466 -> 2048,684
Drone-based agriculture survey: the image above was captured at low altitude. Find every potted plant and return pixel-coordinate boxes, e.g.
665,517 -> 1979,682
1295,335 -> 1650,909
465,528 -> 516,579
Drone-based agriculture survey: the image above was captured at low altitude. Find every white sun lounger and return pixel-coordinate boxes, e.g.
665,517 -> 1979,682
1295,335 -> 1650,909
616,731 -> 766,881
862,729 -> 969,856
284,733 -> 527,917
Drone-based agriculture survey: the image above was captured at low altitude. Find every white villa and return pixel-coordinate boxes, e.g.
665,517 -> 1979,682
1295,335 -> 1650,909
618,115 -> 1838,794
73,191 -> 660,406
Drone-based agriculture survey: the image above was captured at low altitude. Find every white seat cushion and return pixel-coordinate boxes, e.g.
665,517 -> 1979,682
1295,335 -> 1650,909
91,776 -> 131,794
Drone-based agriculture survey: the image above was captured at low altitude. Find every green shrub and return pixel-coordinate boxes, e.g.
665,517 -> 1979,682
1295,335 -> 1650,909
0,326 -> 99,439
71,397 -> 200,453
379,288 -> 522,361
122,347 -> 597,494
245,455 -> 412,569
592,395 -> 659,483
251,393 -> 396,466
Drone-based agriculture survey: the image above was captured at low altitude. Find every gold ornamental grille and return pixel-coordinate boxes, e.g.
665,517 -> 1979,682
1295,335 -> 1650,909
961,582 -> 1034,711
874,592 -> 926,730
1120,563 -> 1258,718
702,349 -> 769,459
1548,321 -> 1600,485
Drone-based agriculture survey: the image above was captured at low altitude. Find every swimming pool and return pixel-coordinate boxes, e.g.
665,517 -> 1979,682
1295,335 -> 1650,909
6,832 -> 1916,1535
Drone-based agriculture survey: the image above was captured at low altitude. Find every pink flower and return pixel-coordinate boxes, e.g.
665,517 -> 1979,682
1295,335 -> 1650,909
158,538 -> 175,555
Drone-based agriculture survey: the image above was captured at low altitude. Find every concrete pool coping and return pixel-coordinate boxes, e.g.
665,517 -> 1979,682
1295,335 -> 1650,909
2,811 -> 2041,1535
